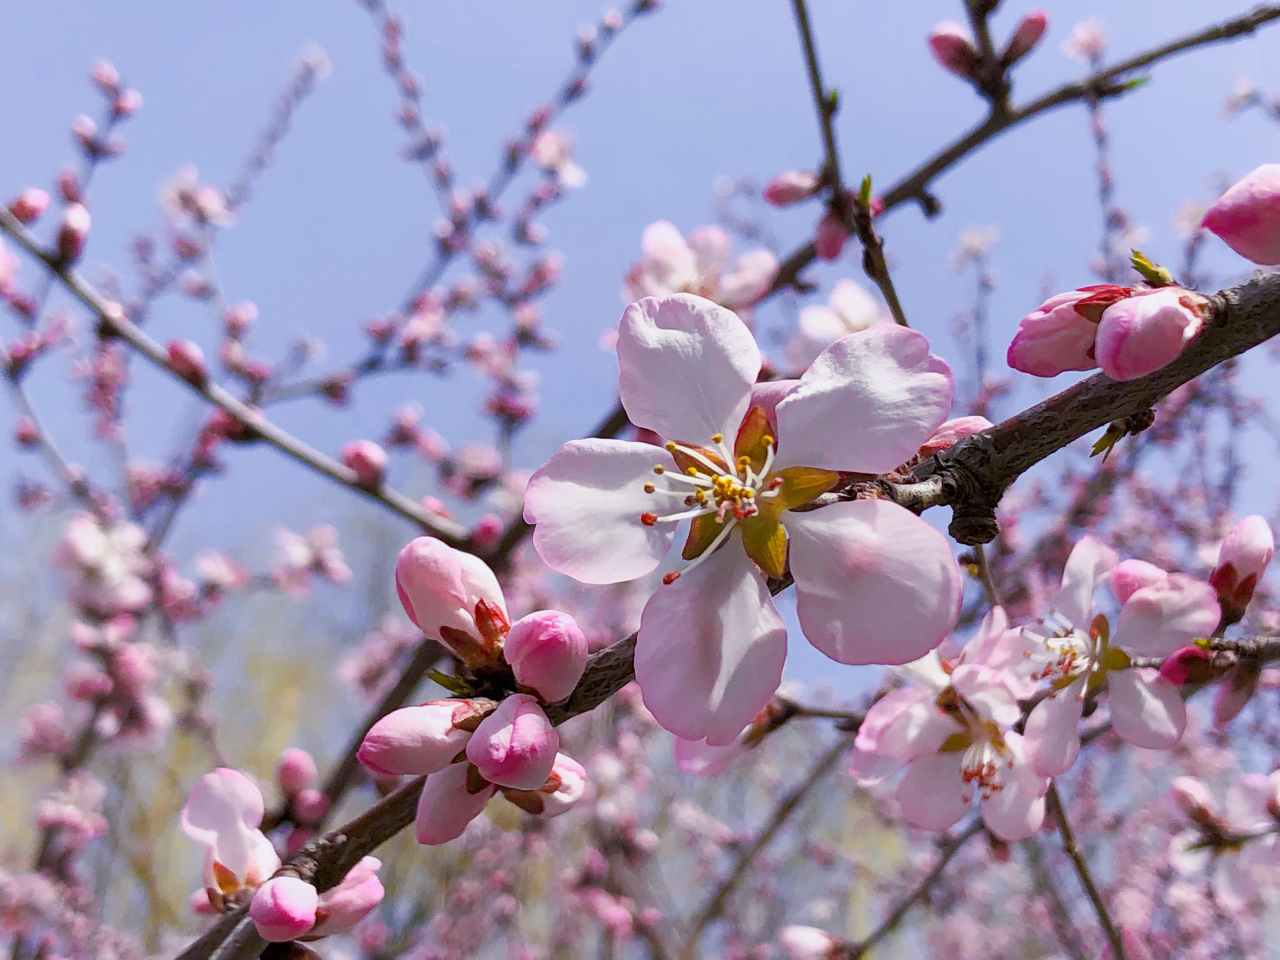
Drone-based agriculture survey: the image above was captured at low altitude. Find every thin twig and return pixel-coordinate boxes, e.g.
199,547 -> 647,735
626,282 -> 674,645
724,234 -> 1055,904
1046,781 -> 1126,960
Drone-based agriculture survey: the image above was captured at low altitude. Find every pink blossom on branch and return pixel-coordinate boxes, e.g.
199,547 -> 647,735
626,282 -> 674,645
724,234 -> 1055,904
1210,514 -> 1274,624
1201,164 -> 1280,264
927,22 -> 980,80
357,698 -> 493,777
763,170 -> 822,206
525,294 -> 961,744
1001,10 -> 1049,67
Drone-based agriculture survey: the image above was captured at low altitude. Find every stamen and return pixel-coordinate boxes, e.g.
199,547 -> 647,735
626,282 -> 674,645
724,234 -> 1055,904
673,517 -> 739,577
653,465 -> 664,475
653,505 -> 718,524
666,441 -> 729,478
662,572 -> 681,585
643,482 -> 655,494
640,513 -> 657,527
711,434 -> 723,444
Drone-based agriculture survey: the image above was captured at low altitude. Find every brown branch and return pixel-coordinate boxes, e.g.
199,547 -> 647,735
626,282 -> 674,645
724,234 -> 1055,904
768,4 -> 1280,293
1045,781 -> 1126,960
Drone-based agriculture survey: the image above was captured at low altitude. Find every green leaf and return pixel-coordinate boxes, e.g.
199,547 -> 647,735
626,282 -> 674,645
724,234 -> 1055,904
857,174 -> 873,208
1130,249 -> 1175,287
428,670 -> 475,696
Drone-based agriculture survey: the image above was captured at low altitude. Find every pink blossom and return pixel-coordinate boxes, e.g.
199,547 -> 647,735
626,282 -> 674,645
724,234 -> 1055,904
1063,17 -> 1106,61
788,279 -> 888,369
1006,285 -> 1129,377
503,610 -> 588,703
1201,164 -> 1280,264
778,925 -> 839,960
928,23 -> 980,79
309,856 -> 385,937
813,211 -> 849,260
1210,514 -> 1273,623
357,699 -> 490,776
529,129 -> 587,188
415,761 -> 497,845
1002,10 -> 1048,66
1094,288 -> 1207,381
525,294 -> 960,744
395,536 -> 510,667
341,439 -> 388,489
763,170 -> 822,206
466,693 -> 559,790
624,221 -> 776,311
1169,773 -> 1280,909
54,514 -> 153,616
250,876 -> 318,941
180,768 -> 280,908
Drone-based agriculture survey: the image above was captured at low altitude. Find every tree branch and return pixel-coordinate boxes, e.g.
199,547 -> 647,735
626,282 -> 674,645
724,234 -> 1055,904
1046,781 -> 1125,960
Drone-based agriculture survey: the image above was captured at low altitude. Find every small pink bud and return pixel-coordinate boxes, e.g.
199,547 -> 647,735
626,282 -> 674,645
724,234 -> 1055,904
503,610 -> 588,703
778,925 -> 839,960
1158,646 -> 1214,687
292,788 -> 330,824
1202,164 -> 1280,265
470,513 -> 503,552
341,440 -> 387,489
813,211 -> 849,261
8,188 -> 50,224
112,89 -> 143,119
1211,515 -> 1274,623
1006,284 -> 1132,377
1095,288 -> 1206,382
167,339 -> 207,384
415,761 -> 496,845
56,204 -> 91,263
927,23 -> 980,79
14,416 -> 40,448
225,301 -> 258,338
533,752 -> 587,819
918,416 -> 992,457
1110,559 -> 1168,604
276,748 -> 318,796
763,170 -> 823,206
90,60 -> 120,95
465,693 -> 558,790
311,856 -> 385,936
1002,10 -> 1049,66
394,537 -> 509,665
249,876 -> 318,942
357,700 -> 490,776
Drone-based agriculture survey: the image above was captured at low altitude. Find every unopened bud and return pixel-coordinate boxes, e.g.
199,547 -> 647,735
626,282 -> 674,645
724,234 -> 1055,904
8,188 -> 50,224
813,210 -> 849,261
1202,164 -> 1280,265
276,747 -> 318,796
503,610 -> 588,703
358,699 -> 493,777
249,876 -> 318,942
466,693 -> 558,790
1002,10 -> 1048,67
1158,646 -> 1214,687
927,23 -> 980,79
341,440 -> 388,489
763,170 -> 823,207
167,339 -> 207,384
56,204 -> 91,263
1211,515 -> 1274,625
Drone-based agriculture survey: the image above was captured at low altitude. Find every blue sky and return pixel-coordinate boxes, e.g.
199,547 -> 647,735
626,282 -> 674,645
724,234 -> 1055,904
2,1 -> 1279,683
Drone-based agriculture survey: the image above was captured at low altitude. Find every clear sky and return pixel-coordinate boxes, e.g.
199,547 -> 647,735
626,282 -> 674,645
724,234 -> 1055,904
2,1 -> 1279,682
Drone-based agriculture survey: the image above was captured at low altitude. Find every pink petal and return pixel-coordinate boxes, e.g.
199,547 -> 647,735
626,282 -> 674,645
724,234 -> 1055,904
1024,690 -> 1084,777
465,694 -> 558,790
249,877 -> 318,942
979,733 -> 1047,842
357,702 -> 474,777
180,768 -> 276,883
1112,574 -> 1220,656
774,326 -> 953,474
1109,559 -> 1168,604
1005,290 -> 1100,377
524,439 -> 675,584
634,544 -> 787,746
414,763 -> 496,846
1201,164 -> 1280,265
950,665 -> 1020,728
674,736 -> 747,777
896,752 -> 970,831
1095,288 -> 1204,381
786,499 -> 961,665
1108,668 -> 1185,749
853,685 -> 950,761
1051,535 -> 1117,630
616,294 -> 758,443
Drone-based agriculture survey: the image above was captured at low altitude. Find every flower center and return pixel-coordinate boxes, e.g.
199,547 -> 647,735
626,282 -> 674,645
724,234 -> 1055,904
937,686 -> 1013,798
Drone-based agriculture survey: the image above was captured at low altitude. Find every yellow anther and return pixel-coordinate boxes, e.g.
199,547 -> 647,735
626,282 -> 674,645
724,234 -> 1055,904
686,467 -> 699,476
644,482 -> 655,493
711,433 -> 723,444
665,441 -> 677,452
737,455 -> 750,466
653,465 -> 665,475
762,435 -> 774,446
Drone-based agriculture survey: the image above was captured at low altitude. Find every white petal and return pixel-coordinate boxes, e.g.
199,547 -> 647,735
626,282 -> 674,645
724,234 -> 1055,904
786,499 -> 961,665
635,544 -> 786,746
774,325 -> 952,473
524,439 -> 675,584
1051,535 -> 1117,630
617,294 -> 758,443
1108,668 -> 1186,749
897,752 -> 970,831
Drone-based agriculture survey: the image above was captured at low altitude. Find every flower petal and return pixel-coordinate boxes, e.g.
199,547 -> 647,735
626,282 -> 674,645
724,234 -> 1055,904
853,685 -> 950,761
897,752 -> 970,831
1024,690 -> 1084,777
774,326 -> 953,474
1051,535 -> 1117,630
1108,668 -> 1186,749
979,733 -> 1046,841
414,763 -> 497,846
786,499 -> 960,665
617,294 -> 759,443
1112,574 -> 1220,656
634,544 -> 786,746
524,438 -> 675,584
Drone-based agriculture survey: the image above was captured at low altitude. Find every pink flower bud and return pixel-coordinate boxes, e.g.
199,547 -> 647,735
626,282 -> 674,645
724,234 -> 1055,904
112,89 -> 143,119
225,301 -> 258,338
357,700 -> 490,776
394,537 -> 509,665
91,60 -> 120,95
763,170 -> 823,206
8,188 -> 50,225
250,876 -> 318,942
465,693 -> 558,790
277,748 -> 318,796
1002,10 -> 1048,66
1110,559 -> 1168,604
918,416 -> 992,457
1214,664 -> 1260,726
292,788 -> 330,824
532,752 -> 587,819
503,610 -> 588,703
470,513 -> 504,552
311,856 -> 385,936
813,211 -> 849,261
415,761 -> 497,845
1006,285 -> 1131,377
927,23 -> 980,79
778,925 -> 839,960
341,440 -> 387,489
14,416 -> 39,448
167,339 -> 207,384
1095,288 -> 1206,382
57,204 -> 91,263
1158,645 -> 1214,687
1201,164 -> 1280,265
1211,515 -> 1274,622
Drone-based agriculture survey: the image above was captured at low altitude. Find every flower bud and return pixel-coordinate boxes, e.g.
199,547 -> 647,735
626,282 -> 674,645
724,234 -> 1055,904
358,699 -> 492,777
341,440 -> 387,489
311,856 -> 385,936
1002,10 -> 1048,67
918,416 -> 992,457
250,876 -> 318,942
292,788 -> 329,824
1158,646 -> 1214,687
14,416 -> 39,448
91,60 -> 120,95
225,301 -> 258,338
466,693 -> 558,790
533,752 -> 586,819
57,203 -> 91,263
167,339 -> 207,384
415,761 -> 496,845
395,537 -> 509,666
763,170 -> 822,206
778,925 -> 839,960
813,211 -> 849,261
503,610 -> 588,703
1201,164 -> 1280,265
276,747 -> 318,796
1095,288 -> 1206,382
8,188 -> 50,224
927,23 -> 980,79
1006,285 -> 1131,377
470,513 -> 504,552
1211,515 -> 1274,624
